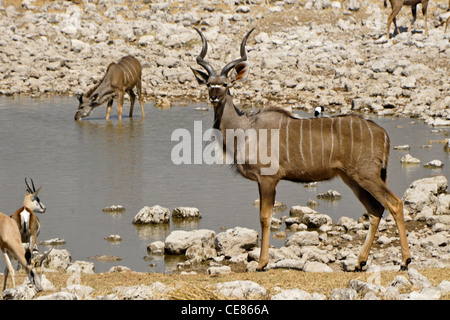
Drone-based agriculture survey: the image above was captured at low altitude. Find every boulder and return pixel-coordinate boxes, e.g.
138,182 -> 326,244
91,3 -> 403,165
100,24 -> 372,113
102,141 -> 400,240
215,227 -> 258,258
271,288 -> 312,300
317,190 -> 342,200
215,280 -> 266,299
400,154 -> 421,165
112,282 -> 169,300
147,241 -> 165,255
407,268 -> 431,288
165,229 -> 216,255
44,249 -> 72,270
301,213 -> 332,228
206,266 -> 231,275
329,288 -> 358,300
289,206 -> 318,217
62,285 -> 95,299
402,176 -> 448,214
133,205 -> 170,224
285,231 -> 320,247
172,207 -> 202,219
2,283 -> 36,300
303,261 -> 333,272
35,292 -> 79,300
66,261 -> 95,274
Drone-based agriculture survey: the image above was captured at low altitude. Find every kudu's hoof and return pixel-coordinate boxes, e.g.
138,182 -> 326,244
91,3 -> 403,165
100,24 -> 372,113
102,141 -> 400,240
400,258 -> 412,271
256,262 -> 268,272
354,261 -> 366,272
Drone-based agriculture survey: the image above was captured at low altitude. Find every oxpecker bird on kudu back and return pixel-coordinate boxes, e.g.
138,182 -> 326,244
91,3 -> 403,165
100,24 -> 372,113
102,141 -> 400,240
190,27 -> 411,271
75,55 -> 145,121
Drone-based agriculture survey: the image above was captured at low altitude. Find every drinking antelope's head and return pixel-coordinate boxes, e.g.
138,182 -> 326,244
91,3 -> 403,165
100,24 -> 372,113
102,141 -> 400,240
190,27 -> 254,108
24,178 -> 46,214
74,94 -> 94,120
27,248 -> 52,292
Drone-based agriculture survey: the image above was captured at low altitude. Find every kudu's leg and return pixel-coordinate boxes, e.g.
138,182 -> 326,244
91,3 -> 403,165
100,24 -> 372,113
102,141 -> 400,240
408,5 -> 417,32
116,91 -> 125,121
355,177 -> 411,270
387,4 -> 402,38
105,99 -> 113,121
257,179 -> 277,271
382,188 -> 411,270
422,1 -> 428,36
128,90 -> 135,118
137,80 -> 145,118
339,173 -> 384,270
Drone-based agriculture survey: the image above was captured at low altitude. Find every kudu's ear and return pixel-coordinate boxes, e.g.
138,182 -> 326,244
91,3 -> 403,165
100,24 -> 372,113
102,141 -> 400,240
76,94 -> 83,104
190,67 -> 209,85
229,61 -> 249,85
90,93 -> 99,103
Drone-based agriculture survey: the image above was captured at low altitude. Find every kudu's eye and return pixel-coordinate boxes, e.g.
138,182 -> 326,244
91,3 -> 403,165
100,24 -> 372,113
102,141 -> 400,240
222,83 -> 228,88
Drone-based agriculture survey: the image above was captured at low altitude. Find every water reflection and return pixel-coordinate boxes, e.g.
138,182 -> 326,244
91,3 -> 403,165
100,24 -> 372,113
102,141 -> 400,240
134,224 -> 171,241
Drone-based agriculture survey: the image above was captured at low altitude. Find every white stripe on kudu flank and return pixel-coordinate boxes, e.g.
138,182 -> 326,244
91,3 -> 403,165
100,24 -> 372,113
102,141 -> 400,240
299,120 -> 305,165
286,118 -> 290,164
117,63 -> 129,83
120,62 -> 133,83
349,117 -> 353,162
122,58 -> 138,79
329,118 -> 334,165
309,119 -> 314,166
359,117 -> 363,160
320,118 -> 325,167
365,119 -> 374,158
383,133 -> 388,167
338,117 -> 342,157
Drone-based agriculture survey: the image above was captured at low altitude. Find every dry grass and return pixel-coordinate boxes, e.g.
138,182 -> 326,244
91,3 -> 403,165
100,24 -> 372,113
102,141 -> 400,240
2,267 -> 449,299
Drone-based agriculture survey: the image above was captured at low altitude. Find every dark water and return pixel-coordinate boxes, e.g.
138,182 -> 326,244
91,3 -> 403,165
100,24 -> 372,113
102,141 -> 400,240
0,96 -> 448,273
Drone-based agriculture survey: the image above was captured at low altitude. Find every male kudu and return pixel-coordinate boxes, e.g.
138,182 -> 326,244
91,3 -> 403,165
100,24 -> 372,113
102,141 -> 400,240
75,55 -> 145,121
190,27 -> 411,271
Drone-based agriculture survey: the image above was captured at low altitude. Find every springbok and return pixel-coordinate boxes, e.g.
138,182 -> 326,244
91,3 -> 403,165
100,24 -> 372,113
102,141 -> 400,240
10,178 -> 45,264
385,0 -> 429,39
75,55 -> 145,121
1,211 -> 51,292
190,27 -> 411,271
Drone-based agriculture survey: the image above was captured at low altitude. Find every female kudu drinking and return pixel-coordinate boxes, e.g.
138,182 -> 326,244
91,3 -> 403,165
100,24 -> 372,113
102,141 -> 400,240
75,55 -> 145,121
190,27 -> 411,271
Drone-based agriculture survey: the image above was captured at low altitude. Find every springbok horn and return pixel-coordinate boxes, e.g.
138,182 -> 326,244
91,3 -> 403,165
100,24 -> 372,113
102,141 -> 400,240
34,185 -> 43,196
193,27 -> 216,76
39,248 -> 53,265
25,178 -> 33,194
30,178 -> 36,192
220,28 -> 255,77
30,178 -> 43,196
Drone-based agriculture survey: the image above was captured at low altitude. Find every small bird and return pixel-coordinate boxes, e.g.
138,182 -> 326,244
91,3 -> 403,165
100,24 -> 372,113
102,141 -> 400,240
314,106 -> 324,117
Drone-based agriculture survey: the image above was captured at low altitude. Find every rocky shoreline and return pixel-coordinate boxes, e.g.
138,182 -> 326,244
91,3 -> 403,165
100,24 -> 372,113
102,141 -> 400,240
3,175 -> 449,300
0,0 -> 449,121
